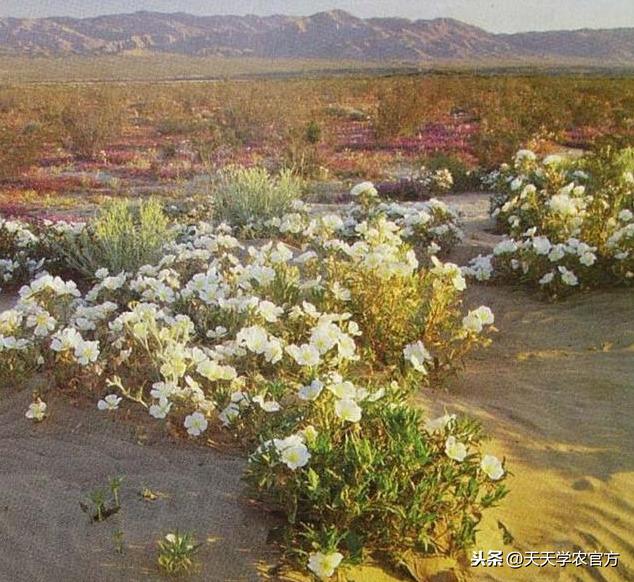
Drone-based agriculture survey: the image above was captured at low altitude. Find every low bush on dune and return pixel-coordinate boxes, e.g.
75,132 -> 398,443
0,199 -> 173,287
465,147 -> 634,298
0,178 -> 507,578
53,198 -> 173,278
212,166 -> 304,231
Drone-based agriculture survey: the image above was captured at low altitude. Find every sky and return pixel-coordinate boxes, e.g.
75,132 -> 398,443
0,1 -> 633,33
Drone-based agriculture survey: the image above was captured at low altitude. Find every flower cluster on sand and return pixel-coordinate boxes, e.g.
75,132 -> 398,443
1,181 -> 506,579
466,147 -> 634,298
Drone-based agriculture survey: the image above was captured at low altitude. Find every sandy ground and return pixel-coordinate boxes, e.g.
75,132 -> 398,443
1,193 -> 632,581
0,388 -> 278,582
424,193 -> 634,581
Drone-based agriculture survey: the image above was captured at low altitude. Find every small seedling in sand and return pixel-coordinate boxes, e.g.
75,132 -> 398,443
80,475 -> 124,522
157,531 -> 201,575
109,475 -> 124,508
83,488 -> 108,522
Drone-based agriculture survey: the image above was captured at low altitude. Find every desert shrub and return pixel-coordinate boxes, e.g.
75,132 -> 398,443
376,167 -> 455,201
60,95 -> 123,159
0,121 -> 45,180
52,199 -> 173,278
305,120 -> 322,145
324,104 -> 368,121
281,125 -> 325,180
466,147 -> 634,297
0,217 -> 45,289
375,84 -> 425,140
423,154 -> 480,192
212,167 -> 304,232
246,396 -> 507,571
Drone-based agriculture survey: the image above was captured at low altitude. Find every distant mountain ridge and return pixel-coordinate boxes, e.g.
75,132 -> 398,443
0,9 -> 633,65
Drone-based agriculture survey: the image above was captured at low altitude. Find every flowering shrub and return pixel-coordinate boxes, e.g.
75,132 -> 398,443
377,166 -> 455,201
468,147 -> 634,297
246,396 -> 507,571
0,217 -> 43,290
1,178 -> 504,578
0,217 -> 95,291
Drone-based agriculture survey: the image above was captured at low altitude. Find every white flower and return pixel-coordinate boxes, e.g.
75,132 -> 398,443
481,454 -> 505,480
252,394 -> 281,412
494,239 -> 518,255
445,436 -> 467,462
149,397 -> 172,419
327,378 -> 357,399
25,399 -> 47,421
543,154 -> 563,166
150,381 -> 177,400
298,379 -> 324,401
532,236 -> 552,255
334,398 -> 362,423
331,282 -> 351,302
308,551 -> 343,580
286,344 -> 321,367
539,272 -> 555,285
618,209 -> 633,222
579,252 -> 596,267
27,309 -> 57,337
50,327 -> 83,352
350,181 -> 377,198
184,412 -> 208,436
219,403 -> 240,426
263,338 -> 284,364
514,149 -> 536,164
403,341 -> 431,374
279,441 -> 311,470
310,322 -> 340,355
97,394 -> 122,411
237,325 -> 269,354
462,306 -> 495,334
510,177 -> 523,191
430,256 -> 466,290
257,300 -> 283,323
558,266 -> 579,286
74,340 -> 100,366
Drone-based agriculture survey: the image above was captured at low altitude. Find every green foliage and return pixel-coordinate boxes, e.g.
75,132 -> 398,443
157,531 -> 201,575
305,120 -> 322,145
54,198 -> 172,277
80,475 -> 124,523
245,394 -> 508,566
423,153 -> 480,192
212,167 -> 303,230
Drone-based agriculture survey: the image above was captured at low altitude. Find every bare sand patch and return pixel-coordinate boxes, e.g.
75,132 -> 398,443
0,389 -> 277,581
419,285 -> 634,582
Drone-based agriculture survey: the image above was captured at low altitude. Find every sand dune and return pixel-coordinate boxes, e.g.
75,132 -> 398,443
417,193 -> 634,581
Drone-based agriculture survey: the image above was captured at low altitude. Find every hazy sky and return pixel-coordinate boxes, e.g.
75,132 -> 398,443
1,1 -> 633,33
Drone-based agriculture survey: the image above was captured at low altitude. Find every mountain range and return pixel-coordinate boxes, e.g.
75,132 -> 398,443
0,10 -> 633,65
